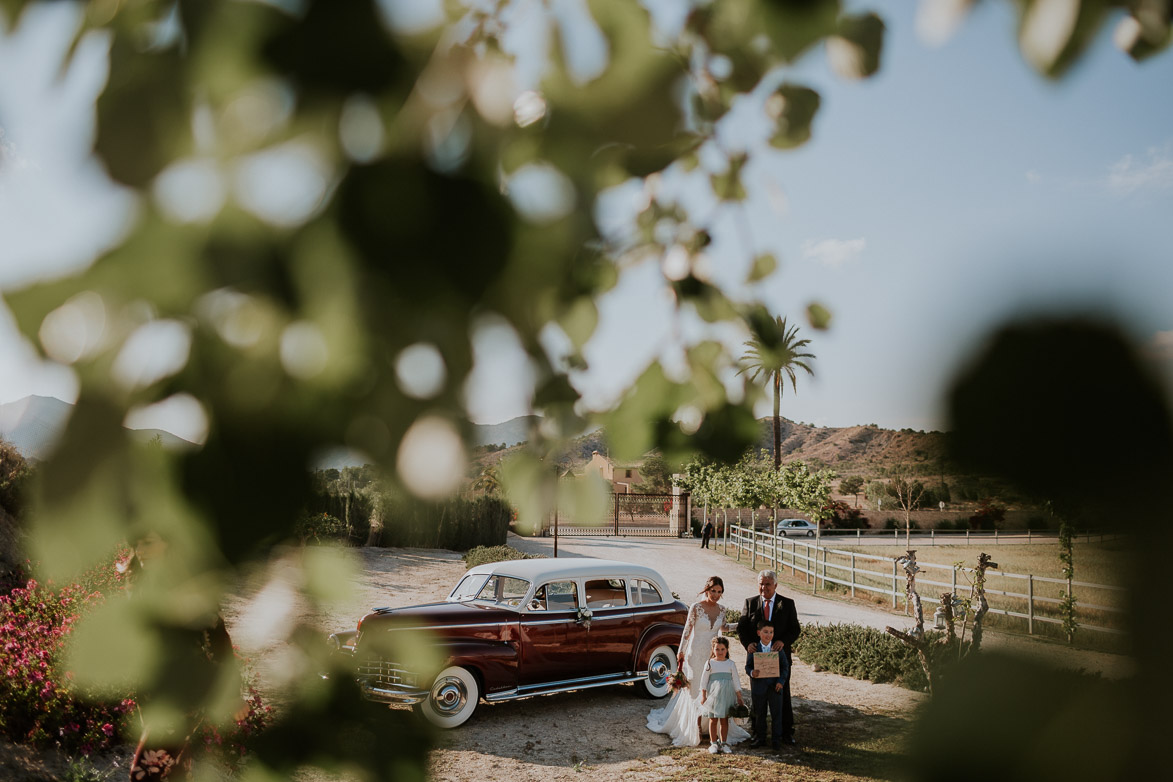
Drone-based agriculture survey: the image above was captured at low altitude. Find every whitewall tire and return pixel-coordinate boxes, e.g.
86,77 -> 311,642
641,644 -> 677,698
420,666 -> 480,728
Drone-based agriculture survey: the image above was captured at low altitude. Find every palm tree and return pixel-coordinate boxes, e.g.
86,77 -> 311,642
738,316 -> 815,469
472,463 -> 502,495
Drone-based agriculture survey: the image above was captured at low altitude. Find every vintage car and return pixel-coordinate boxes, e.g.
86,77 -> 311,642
328,558 -> 687,728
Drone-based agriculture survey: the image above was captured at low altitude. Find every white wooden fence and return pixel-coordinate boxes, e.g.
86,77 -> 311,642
725,524 -> 1127,638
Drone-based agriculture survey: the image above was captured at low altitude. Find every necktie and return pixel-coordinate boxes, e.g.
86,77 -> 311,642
765,598 -> 771,622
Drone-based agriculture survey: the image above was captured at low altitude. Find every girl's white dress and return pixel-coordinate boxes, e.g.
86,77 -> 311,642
698,658 -> 741,718
646,602 -> 750,746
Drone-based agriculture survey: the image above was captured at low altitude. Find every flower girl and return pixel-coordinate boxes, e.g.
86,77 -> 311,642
698,636 -> 746,754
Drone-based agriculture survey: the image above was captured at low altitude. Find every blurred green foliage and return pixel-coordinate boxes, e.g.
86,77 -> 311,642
0,0 -> 1168,778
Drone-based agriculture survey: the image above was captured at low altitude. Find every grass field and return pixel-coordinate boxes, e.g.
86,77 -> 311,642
731,534 -> 1133,652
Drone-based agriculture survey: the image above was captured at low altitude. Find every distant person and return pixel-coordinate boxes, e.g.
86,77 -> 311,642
737,569 -> 799,746
745,619 -> 790,751
700,519 -> 715,549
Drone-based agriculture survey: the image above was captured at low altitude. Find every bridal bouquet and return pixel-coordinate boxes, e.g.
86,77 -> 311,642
668,670 -> 689,692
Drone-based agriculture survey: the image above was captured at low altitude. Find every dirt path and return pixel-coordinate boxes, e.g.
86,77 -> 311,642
7,535 -> 1124,780
220,542 -> 926,782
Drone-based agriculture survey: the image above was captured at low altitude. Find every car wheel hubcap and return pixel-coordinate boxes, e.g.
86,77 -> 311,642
648,656 -> 670,688
432,677 -> 468,714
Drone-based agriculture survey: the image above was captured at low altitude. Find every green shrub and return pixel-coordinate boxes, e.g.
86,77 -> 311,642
883,517 -> 919,530
294,512 -> 347,544
369,494 -> 513,549
794,623 -> 967,692
462,545 -> 543,569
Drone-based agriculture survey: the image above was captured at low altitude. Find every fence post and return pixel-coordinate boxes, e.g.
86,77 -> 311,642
774,530 -> 779,573
1028,574 -> 1034,635
857,529 -> 861,542
751,530 -> 757,571
850,552 -> 856,599
966,528 -> 970,544
995,528 -> 999,544
736,524 -> 741,561
1028,528 -> 1032,543
951,566 -> 957,596
931,529 -> 935,546
820,546 -> 826,591
891,559 -> 898,609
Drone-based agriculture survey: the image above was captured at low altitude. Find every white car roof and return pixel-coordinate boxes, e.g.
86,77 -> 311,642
464,557 -> 672,594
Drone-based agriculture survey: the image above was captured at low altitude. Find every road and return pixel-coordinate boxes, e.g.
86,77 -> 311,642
508,532 -> 1132,678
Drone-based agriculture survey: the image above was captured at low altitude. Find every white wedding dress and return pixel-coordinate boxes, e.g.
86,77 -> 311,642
646,601 -> 750,746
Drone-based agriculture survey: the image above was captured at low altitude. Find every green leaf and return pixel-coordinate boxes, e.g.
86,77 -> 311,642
557,473 -> 611,528
558,297 -> 599,348
747,253 -> 779,283
760,0 -> 842,63
1113,9 -> 1172,62
1017,0 -> 1110,78
710,153 -> 748,202
828,13 -> 885,80
95,42 -> 192,187
807,301 -> 833,329
501,452 -> 556,534
768,84 -> 821,149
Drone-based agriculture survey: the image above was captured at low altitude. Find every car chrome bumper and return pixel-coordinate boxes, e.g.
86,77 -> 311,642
359,679 -> 430,705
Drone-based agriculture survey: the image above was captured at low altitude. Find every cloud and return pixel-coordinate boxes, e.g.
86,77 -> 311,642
801,237 -> 866,268
1026,169 -> 1042,184
1106,144 -> 1173,197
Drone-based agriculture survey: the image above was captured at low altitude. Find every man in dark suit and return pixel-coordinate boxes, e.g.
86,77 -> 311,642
737,569 -> 800,745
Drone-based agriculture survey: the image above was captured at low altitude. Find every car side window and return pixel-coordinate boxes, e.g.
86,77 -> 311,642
585,578 -> 628,608
631,579 -> 662,605
530,580 -> 577,611
475,575 -> 531,607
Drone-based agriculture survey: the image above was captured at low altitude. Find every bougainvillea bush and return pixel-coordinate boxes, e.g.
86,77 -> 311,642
0,559 -> 271,762
0,573 -> 135,755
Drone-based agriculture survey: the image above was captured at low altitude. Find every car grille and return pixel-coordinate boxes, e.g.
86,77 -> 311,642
357,657 -> 420,689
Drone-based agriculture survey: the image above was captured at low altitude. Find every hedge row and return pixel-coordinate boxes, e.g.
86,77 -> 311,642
306,491 -> 512,551
793,623 -> 971,692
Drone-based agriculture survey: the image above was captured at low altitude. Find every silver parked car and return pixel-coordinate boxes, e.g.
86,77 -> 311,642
776,518 -> 817,537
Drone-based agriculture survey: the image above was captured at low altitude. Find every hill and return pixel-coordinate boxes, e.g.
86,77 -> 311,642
0,396 -> 196,459
472,415 -> 541,448
765,419 -> 949,474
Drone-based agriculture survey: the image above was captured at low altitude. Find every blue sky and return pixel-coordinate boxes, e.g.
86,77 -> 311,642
1,0 -> 1172,440
573,0 -> 1173,433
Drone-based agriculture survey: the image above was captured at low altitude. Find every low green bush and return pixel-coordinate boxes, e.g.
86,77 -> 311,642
462,545 -> 543,569
794,623 -> 968,692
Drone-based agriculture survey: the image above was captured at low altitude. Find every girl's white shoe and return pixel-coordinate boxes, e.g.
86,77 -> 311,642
708,742 -> 720,754
720,742 -> 733,754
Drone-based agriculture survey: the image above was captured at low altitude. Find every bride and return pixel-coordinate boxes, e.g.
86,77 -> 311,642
647,576 -> 750,747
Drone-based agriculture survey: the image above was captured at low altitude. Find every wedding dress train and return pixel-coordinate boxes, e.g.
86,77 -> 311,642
646,601 -> 750,747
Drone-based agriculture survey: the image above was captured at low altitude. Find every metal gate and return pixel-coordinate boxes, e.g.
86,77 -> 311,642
552,492 -> 690,537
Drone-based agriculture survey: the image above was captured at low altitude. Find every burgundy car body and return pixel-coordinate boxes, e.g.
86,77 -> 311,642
329,558 -> 687,727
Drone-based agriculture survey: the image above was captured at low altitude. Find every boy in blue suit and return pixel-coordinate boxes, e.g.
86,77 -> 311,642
745,619 -> 790,750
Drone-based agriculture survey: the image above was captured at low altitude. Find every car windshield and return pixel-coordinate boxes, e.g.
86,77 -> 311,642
448,574 -> 489,602
468,574 -> 532,609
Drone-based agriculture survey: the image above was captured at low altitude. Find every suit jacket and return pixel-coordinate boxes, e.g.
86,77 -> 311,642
737,593 -> 800,652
